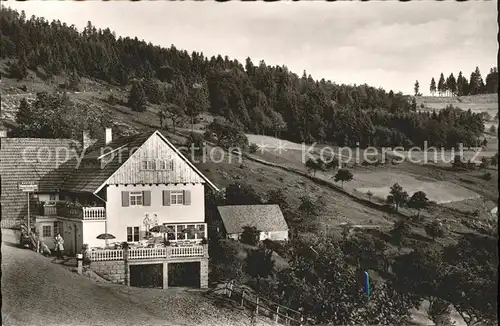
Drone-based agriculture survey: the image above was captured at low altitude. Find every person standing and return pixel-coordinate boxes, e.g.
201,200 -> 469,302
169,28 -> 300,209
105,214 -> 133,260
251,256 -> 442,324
54,233 -> 65,259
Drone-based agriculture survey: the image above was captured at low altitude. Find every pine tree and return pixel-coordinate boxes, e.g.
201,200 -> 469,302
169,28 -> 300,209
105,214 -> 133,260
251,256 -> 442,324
414,80 -> 420,96
437,73 -> 445,96
485,67 -> 498,94
128,82 -> 147,112
469,67 -> 484,95
186,81 -> 210,131
9,57 -> 28,81
430,78 -> 436,96
68,69 -> 80,91
457,72 -> 465,96
448,73 -> 457,96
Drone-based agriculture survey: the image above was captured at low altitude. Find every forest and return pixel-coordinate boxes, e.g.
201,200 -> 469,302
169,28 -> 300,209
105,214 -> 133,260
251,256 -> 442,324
427,67 -> 498,97
0,8 -> 492,149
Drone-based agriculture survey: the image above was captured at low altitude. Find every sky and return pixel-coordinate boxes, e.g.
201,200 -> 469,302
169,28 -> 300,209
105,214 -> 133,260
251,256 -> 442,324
3,0 -> 498,95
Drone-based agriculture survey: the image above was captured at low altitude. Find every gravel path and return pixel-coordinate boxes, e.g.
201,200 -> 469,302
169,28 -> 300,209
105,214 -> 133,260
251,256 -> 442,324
1,242 -> 169,326
1,236 -> 273,326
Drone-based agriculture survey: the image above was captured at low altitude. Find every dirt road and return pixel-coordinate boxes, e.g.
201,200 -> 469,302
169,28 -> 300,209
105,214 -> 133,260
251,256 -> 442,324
1,232 -> 273,326
1,242 -> 169,326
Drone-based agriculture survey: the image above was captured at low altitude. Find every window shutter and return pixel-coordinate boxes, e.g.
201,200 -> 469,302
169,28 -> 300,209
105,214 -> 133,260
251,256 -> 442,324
121,191 -> 129,207
183,190 -> 191,205
143,191 -> 151,206
163,191 -> 170,206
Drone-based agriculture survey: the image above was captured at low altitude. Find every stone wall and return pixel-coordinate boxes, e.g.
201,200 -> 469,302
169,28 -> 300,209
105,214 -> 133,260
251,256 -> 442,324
91,260 -> 126,284
200,258 -> 208,289
90,257 -> 209,288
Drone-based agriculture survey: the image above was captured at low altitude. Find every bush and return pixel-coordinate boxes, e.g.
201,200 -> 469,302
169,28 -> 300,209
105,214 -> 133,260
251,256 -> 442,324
107,94 -> 117,105
425,220 -> 445,240
262,239 -> 287,258
249,143 -> 259,153
240,226 -> 260,246
482,172 -> 492,180
185,132 -> 204,156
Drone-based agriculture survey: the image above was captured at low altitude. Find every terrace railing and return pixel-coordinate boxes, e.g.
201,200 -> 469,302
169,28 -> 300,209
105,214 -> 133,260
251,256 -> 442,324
128,247 -> 167,260
168,245 -> 206,258
89,245 -> 208,262
89,249 -> 124,261
43,205 -> 58,216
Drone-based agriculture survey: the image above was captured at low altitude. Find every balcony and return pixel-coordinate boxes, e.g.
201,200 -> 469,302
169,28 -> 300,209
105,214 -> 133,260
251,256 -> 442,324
89,244 -> 208,262
39,205 -> 106,220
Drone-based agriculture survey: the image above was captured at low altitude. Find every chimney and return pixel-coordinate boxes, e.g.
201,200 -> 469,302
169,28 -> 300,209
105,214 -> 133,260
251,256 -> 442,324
105,128 -> 112,145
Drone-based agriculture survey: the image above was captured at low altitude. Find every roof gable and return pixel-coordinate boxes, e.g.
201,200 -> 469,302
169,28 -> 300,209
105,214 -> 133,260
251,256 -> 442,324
101,131 -> 206,187
217,205 -> 288,234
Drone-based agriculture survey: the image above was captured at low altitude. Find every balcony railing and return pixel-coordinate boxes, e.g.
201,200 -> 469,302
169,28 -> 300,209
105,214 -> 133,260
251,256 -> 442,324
43,206 -> 58,216
82,207 -> 106,220
39,205 -> 106,220
89,245 -> 208,262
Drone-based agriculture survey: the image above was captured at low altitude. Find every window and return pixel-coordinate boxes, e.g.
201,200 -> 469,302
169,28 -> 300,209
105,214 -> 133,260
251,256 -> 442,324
166,225 -> 176,241
158,159 -> 174,171
130,191 -> 143,206
170,191 -> 184,205
42,225 -> 52,237
127,226 -> 140,242
177,225 -> 186,241
195,224 -> 205,240
141,160 -> 156,170
186,225 -> 196,240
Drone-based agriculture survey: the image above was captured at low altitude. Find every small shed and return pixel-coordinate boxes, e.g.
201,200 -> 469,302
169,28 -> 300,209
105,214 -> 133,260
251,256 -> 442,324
217,204 -> 289,242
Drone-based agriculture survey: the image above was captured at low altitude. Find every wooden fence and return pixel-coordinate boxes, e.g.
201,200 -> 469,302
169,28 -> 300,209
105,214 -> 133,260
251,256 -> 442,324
215,281 -> 304,326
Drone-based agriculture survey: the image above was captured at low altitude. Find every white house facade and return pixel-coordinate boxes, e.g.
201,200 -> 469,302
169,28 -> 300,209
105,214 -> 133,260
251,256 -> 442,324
1,129 -> 218,288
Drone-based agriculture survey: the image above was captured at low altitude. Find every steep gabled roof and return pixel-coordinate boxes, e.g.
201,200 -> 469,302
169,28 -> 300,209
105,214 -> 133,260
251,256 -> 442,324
1,130 -> 219,209
155,130 -> 219,192
0,138 -> 79,220
61,132 -> 152,193
217,205 -> 288,234
63,130 -> 219,194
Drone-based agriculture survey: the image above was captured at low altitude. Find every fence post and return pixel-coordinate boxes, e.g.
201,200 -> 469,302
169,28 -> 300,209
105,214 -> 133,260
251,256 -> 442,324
299,315 -> 304,326
77,253 -> 83,275
255,297 -> 259,316
275,305 -> 280,324
241,290 -> 245,308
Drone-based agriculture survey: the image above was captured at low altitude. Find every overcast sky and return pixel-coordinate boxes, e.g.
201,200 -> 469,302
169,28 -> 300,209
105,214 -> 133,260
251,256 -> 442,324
5,0 -> 498,95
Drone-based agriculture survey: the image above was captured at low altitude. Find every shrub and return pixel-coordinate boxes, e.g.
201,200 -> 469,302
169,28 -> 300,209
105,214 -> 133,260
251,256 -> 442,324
482,172 -> 492,180
425,221 -> 445,240
240,226 -> 260,246
249,143 -> 259,153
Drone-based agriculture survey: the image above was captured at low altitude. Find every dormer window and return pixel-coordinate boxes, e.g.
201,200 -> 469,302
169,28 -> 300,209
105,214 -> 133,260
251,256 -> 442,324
158,159 -> 174,171
141,160 -> 156,170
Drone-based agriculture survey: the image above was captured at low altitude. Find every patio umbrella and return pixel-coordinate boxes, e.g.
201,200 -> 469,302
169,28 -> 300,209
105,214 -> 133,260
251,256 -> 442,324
149,225 -> 169,233
96,233 -> 116,240
96,233 -> 116,248
149,224 -> 170,242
